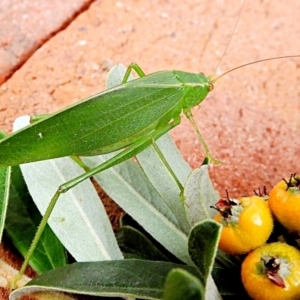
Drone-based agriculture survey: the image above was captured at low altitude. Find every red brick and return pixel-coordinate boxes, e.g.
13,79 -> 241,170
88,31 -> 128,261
0,0 -> 93,84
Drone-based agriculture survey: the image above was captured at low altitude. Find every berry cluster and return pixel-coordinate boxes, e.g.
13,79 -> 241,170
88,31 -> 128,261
212,175 -> 300,300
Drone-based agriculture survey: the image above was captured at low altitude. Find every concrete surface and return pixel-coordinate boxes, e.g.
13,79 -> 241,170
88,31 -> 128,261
0,0 -> 300,296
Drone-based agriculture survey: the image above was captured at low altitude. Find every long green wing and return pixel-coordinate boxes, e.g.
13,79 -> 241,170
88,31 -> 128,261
0,72 -> 185,166
0,70 -> 210,167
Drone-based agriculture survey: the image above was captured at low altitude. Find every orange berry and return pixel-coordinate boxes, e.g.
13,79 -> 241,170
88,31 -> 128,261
269,174 -> 300,232
241,243 -> 300,300
214,195 -> 273,254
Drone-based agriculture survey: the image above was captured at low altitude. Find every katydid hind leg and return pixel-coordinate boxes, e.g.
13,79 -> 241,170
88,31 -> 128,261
150,141 -> 184,198
63,118 -> 180,193
70,156 -> 91,172
16,118 -> 180,279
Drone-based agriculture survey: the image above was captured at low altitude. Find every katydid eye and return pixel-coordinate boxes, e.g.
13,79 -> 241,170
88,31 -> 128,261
208,83 -> 214,91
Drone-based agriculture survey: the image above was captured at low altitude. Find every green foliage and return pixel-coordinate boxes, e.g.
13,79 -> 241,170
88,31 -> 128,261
163,268 -> 204,300
0,131 -> 10,241
10,260 -> 201,300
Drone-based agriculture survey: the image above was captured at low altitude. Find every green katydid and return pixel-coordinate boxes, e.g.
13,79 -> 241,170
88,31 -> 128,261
5,58 -> 300,281
1,1 -> 299,284
4,64 -> 216,280
7,65 -> 216,284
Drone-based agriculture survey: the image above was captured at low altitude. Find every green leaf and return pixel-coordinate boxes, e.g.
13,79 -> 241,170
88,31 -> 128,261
136,134 -> 192,235
163,268 -> 204,300
5,165 -> 67,274
119,214 -> 184,263
188,220 -> 222,300
10,260 -> 200,300
116,226 -> 169,261
0,130 -> 10,241
184,166 -> 219,226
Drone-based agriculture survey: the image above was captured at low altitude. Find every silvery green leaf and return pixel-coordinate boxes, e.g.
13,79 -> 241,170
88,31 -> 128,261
99,65 -> 192,262
205,276 -> 222,300
82,154 -> 191,265
0,130 -> 10,241
188,220 -> 222,300
136,135 -> 191,235
10,260 -> 200,300
184,166 -> 219,227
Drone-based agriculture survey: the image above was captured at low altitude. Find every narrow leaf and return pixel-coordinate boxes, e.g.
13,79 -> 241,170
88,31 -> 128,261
188,220 -> 222,300
13,116 -> 123,263
10,260 -> 200,300
136,135 -> 191,234
184,166 -> 219,227
0,130 -> 10,241
82,155 -> 191,264
0,166 -> 10,241
119,214 -> 184,263
163,268 -> 204,300
116,226 -> 169,261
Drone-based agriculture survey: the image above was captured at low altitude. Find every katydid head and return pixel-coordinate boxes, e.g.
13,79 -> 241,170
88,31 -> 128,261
202,73 -> 214,92
187,76 -> 214,109
173,70 -> 214,110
